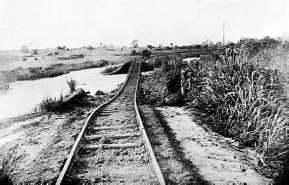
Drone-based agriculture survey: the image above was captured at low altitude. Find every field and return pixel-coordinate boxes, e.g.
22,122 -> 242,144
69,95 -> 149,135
0,47 -> 137,86
0,47 -> 135,70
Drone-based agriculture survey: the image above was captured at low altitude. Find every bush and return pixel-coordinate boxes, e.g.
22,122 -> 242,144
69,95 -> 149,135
87,45 -> 94,50
140,49 -> 152,58
20,45 -> 29,53
56,46 -> 66,50
139,55 -> 183,105
21,58 -> 27,62
66,78 -> 77,92
31,49 -> 38,55
39,96 -> 65,112
95,90 -> 105,95
131,49 -> 139,56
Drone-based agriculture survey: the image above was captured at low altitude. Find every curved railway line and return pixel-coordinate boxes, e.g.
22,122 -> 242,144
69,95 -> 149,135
56,58 -> 165,184
56,50 -> 219,184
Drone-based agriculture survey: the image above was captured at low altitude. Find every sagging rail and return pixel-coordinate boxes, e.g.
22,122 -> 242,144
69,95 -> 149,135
56,58 -> 165,184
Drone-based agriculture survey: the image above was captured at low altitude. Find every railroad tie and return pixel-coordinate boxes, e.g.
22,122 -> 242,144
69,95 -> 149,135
92,124 -> 136,131
85,133 -> 141,140
82,143 -> 141,150
98,113 -> 111,117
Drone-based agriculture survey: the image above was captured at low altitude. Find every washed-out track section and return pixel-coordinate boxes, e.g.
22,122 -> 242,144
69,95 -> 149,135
56,59 -> 164,184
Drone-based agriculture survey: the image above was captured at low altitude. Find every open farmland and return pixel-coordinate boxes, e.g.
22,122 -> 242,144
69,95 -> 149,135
1,0 -> 289,184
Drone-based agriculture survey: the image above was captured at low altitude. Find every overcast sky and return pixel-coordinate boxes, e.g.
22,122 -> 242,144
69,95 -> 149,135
0,0 -> 288,49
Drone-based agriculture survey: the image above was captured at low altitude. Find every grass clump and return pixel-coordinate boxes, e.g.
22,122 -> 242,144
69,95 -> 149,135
39,95 -> 65,112
186,58 -> 289,180
66,78 -> 77,92
0,157 -> 13,185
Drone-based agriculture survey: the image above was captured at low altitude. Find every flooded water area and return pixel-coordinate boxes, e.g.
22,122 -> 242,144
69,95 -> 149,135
0,67 -> 126,120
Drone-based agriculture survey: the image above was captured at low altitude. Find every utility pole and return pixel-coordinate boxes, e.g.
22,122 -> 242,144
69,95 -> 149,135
223,21 -> 225,47
207,38 -> 209,55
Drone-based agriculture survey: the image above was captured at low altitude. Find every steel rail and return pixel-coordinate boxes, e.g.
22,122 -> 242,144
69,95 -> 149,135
56,58 -> 135,185
134,60 -> 166,184
56,51 -> 197,184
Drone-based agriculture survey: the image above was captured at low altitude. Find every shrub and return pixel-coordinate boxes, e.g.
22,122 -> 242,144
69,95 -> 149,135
66,78 -> 77,92
39,96 -> 65,112
139,55 -> 184,105
140,49 -> 152,58
20,45 -> 29,53
31,49 -> 38,55
21,58 -> 27,62
131,49 -> 138,56
87,45 -> 94,50
95,90 -> 105,95
56,46 -> 66,50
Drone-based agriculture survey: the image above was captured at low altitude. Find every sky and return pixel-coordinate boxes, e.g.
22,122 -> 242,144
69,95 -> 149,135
0,0 -> 288,49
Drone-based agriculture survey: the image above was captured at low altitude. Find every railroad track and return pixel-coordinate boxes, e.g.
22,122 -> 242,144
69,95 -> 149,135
56,59 -> 165,184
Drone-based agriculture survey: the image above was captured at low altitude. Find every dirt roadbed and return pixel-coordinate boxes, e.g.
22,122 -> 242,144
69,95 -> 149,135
139,105 -> 272,184
0,94 -> 113,183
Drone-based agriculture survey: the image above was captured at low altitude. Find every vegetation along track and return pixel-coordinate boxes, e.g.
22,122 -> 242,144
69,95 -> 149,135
56,59 -> 165,184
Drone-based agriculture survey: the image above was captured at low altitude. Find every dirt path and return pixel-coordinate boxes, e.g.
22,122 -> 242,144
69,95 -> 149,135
155,106 -> 272,184
139,105 -> 208,184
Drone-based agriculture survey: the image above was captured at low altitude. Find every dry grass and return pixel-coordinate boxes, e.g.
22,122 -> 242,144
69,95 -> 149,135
142,44 -> 289,182
184,42 -> 289,181
0,60 -> 109,83
66,78 -> 77,92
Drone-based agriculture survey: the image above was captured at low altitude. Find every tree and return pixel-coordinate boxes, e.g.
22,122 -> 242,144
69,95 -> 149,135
31,49 -> 39,55
131,39 -> 139,48
140,49 -> 152,58
87,45 -> 94,50
131,49 -> 138,56
20,45 -> 29,53
56,46 -> 66,50
147,45 -> 154,49
215,41 -> 222,47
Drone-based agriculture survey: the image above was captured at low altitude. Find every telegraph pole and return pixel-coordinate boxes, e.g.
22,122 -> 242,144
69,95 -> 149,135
223,21 -> 225,46
207,38 -> 209,55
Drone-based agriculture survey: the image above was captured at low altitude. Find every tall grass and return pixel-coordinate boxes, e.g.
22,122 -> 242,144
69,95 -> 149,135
39,96 -> 65,112
185,52 -> 289,179
66,78 -> 77,92
142,44 -> 289,181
